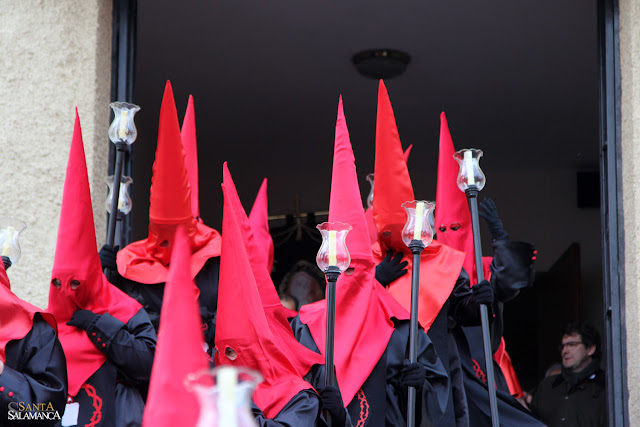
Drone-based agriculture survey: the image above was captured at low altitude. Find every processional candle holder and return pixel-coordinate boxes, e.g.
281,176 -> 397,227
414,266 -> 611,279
0,217 -> 26,269
366,173 -> 375,209
454,148 -> 499,427
105,175 -> 133,217
316,222 -> 352,390
401,200 -> 435,427
185,366 -> 263,427
106,102 -> 140,250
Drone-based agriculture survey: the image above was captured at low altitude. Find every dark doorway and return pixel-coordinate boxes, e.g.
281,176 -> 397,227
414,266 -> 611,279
122,0 -> 609,418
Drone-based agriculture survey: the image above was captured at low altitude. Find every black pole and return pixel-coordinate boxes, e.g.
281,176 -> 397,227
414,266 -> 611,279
407,240 -> 425,427
324,266 -> 340,386
466,186 -> 500,427
105,142 -> 126,275
323,266 -> 341,427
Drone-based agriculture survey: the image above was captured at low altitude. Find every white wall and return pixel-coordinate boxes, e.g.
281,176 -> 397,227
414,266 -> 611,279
0,1 -> 112,308
620,0 -> 640,422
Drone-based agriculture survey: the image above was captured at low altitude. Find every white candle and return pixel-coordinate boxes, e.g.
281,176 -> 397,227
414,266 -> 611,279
328,230 -> 337,266
1,226 -> 15,257
464,150 -> 475,186
413,202 -> 424,240
118,185 -> 126,211
118,110 -> 129,139
217,367 -> 238,427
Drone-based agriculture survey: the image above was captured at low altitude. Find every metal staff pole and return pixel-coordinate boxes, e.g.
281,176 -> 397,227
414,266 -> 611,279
324,265 -> 341,388
467,186 -> 500,427
400,200 -> 434,427
316,221 -> 351,427
407,239 -> 425,427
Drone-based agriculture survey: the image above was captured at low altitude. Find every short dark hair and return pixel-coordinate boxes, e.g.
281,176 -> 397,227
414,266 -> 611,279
278,260 -> 326,295
563,322 -> 601,360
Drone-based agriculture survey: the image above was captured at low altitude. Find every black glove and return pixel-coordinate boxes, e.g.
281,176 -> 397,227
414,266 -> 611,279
375,250 -> 408,287
479,198 -> 509,241
99,244 -> 119,271
472,279 -> 494,305
1,256 -> 11,271
400,360 -> 426,388
318,385 -> 347,426
67,309 -> 100,330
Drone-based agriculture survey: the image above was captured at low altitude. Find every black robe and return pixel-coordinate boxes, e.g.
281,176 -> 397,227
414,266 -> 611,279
251,389 -> 328,427
291,316 -> 449,427
0,313 -> 67,426
57,308 -> 156,427
451,240 -> 544,427
425,269 -> 478,427
110,257 -> 219,351
453,325 -> 544,427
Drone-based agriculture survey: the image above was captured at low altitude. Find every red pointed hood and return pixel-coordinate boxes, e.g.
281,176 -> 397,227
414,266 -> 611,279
364,143 -> 413,245
403,144 -> 413,163
216,172 -> 314,419
143,226 -> 209,427
434,112 -> 478,281
249,178 -> 274,273
48,111 -> 142,396
117,82 -> 221,284
372,80 -> 416,252
0,260 -> 56,363
149,81 -> 192,225
300,97 -> 407,406
181,95 -> 200,219
223,164 -> 323,378
370,84 -> 465,331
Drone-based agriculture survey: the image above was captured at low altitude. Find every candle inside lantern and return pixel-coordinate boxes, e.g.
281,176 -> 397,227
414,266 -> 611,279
217,367 -> 238,427
117,183 -> 127,211
118,110 -> 129,139
328,230 -> 337,266
413,201 -> 424,240
464,150 -> 475,186
1,226 -> 15,257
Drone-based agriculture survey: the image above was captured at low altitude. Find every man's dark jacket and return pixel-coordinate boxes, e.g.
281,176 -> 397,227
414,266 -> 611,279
530,362 -> 605,427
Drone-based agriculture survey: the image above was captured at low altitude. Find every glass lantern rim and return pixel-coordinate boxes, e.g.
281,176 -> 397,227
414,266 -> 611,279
106,175 -> 133,185
316,221 -> 353,232
184,366 -> 264,391
0,216 -> 27,232
109,101 -> 141,113
453,148 -> 484,158
401,200 -> 436,209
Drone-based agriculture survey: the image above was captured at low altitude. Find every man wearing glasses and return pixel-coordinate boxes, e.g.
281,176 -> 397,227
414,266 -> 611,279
530,322 -> 606,426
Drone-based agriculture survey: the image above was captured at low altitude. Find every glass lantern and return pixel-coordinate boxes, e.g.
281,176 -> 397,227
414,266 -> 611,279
0,217 -> 27,265
108,102 -> 141,145
186,366 -> 263,427
105,175 -> 133,215
453,149 -> 486,192
366,173 -> 375,209
401,201 -> 435,248
316,222 -> 352,273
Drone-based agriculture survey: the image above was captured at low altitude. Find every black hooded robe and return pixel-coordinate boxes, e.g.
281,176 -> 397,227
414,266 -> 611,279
251,389 -> 328,427
56,308 -> 156,427
0,313 -> 68,427
452,239 -> 545,427
109,257 -> 219,351
292,316 -> 449,427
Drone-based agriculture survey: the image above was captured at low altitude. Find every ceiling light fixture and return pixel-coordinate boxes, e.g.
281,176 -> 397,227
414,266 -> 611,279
352,49 -> 411,79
